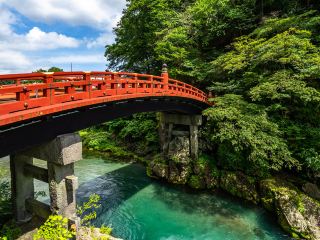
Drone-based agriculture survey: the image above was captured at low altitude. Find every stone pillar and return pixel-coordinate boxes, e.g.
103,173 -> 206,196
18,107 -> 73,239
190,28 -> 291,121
159,114 -> 173,156
48,163 -> 78,218
159,113 -> 202,159
10,133 -> 82,225
190,125 -> 199,159
10,154 -> 34,223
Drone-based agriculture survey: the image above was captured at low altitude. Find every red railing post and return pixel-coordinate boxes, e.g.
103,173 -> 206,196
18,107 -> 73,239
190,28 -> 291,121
83,71 -> 91,98
148,75 -> 153,94
134,73 -> 138,94
112,73 -> 119,95
43,72 -> 54,105
161,64 -> 169,91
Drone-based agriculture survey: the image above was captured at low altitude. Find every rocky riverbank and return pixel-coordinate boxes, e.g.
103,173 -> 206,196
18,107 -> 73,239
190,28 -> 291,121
80,129 -> 320,239
147,153 -> 320,240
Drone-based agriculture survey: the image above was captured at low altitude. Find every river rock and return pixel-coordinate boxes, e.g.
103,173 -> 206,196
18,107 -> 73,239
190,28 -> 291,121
220,171 -> 259,204
168,136 -> 191,164
148,159 -> 169,179
78,227 -> 123,240
205,166 -> 220,189
260,178 -> 320,240
168,161 -> 192,184
302,182 -> 320,202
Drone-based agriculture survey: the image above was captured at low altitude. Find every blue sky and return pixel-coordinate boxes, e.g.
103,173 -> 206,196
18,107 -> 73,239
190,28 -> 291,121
0,0 -> 127,73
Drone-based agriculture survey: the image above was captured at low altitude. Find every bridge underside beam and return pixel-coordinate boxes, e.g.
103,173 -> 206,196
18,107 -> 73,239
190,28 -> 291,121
0,97 -> 206,158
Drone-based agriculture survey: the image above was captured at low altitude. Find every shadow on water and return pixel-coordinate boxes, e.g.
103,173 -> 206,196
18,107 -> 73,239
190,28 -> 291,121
76,159 -> 290,239
151,180 -> 290,239
76,162 -> 152,217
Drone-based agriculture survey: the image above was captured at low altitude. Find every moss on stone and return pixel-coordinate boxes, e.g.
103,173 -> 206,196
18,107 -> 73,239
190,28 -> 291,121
220,171 -> 259,204
146,166 -> 153,177
188,175 -> 205,189
260,177 -> 320,240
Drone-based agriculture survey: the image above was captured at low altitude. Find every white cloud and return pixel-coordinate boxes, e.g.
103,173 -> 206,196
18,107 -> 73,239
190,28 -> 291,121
3,0 -> 126,29
25,27 -> 80,50
0,5 -> 82,72
0,0 -> 126,73
0,50 -> 31,72
86,33 -> 115,49
0,7 -> 17,38
45,54 -> 105,64
0,27 -> 80,52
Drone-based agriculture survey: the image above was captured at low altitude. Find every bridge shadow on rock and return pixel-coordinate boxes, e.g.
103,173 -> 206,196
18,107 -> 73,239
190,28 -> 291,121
76,162 -> 152,219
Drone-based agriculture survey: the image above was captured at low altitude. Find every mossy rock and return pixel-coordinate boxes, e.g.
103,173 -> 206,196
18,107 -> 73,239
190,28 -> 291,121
168,162 -> 192,185
220,171 -> 259,204
260,177 -> 320,240
147,158 -> 169,179
188,175 -> 206,189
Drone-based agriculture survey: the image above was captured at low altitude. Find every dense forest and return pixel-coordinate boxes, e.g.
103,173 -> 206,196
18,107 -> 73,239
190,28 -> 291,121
82,2 -> 320,237
92,0 -> 320,181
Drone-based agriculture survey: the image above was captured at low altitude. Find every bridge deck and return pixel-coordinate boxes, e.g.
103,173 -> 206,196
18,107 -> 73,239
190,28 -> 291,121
0,71 -> 209,127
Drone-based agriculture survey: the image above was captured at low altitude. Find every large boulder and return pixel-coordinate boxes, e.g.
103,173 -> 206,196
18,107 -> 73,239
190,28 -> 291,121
168,161 -> 192,184
168,136 -> 191,164
146,152 -> 192,184
260,178 -> 320,240
302,182 -> 320,202
147,159 -> 169,179
220,171 -> 259,204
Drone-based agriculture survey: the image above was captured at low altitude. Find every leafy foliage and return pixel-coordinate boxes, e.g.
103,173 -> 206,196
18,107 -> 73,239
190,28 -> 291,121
0,181 -> 11,219
207,13 -> 320,177
203,95 -> 299,176
105,113 -> 158,149
81,113 -> 159,158
80,129 -> 139,160
99,225 -> 112,235
77,194 -> 101,226
0,222 -> 21,240
106,1 -> 320,179
33,215 -> 75,240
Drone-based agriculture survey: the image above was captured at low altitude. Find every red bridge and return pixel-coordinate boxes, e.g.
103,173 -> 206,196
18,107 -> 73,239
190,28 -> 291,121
0,69 -> 210,157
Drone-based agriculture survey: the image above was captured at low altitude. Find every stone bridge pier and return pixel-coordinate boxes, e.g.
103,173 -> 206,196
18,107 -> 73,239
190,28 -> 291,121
148,112 -> 203,184
159,112 -> 202,160
10,133 -> 81,226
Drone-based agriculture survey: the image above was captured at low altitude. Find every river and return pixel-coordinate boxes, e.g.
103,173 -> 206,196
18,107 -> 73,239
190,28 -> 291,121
0,156 -> 291,240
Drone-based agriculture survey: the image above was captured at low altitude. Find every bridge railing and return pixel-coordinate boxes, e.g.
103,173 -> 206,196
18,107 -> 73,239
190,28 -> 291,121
0,71 -> 209,125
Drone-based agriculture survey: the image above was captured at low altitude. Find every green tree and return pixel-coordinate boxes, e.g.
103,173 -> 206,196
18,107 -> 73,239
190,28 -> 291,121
34,67 -> 63,72
203,94 -> 299,176
48,67 -> 63,72
207,12 -> 320,177
105,0 -> 320,179
106,0 -> 187,74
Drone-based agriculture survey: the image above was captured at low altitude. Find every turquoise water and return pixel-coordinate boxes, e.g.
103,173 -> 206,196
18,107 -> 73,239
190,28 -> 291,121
75,156 -> 291,240
0,156 -> 291,240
